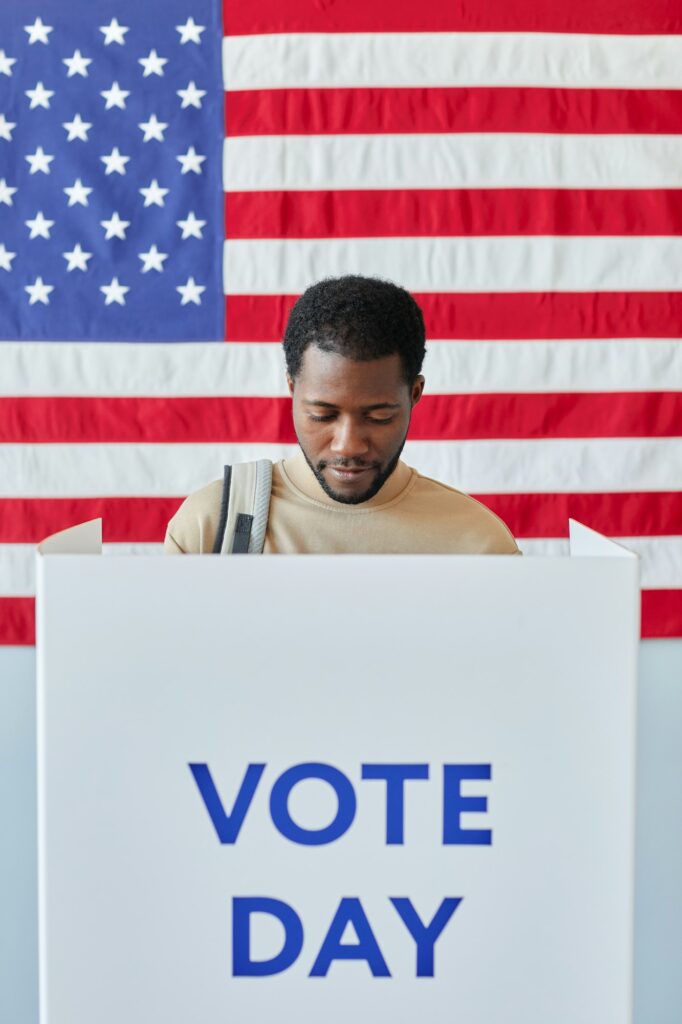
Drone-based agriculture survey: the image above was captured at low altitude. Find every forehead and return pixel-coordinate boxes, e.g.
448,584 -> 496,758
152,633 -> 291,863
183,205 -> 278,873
296,346 -> 406,403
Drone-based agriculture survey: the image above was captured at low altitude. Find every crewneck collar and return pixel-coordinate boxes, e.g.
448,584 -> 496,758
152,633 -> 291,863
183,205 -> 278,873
282,450 -> 414,509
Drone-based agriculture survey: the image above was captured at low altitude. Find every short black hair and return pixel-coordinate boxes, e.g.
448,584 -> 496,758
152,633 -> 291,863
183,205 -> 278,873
283,275 -> 426,385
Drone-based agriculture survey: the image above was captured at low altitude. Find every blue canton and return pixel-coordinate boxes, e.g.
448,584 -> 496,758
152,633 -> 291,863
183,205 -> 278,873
0,0 -> 223,340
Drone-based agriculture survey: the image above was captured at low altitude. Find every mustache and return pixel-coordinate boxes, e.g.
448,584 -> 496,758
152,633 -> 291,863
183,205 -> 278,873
318,460 -> 380,470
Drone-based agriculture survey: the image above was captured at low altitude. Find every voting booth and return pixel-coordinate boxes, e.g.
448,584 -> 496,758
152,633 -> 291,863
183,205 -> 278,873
36,522 -> 639,1024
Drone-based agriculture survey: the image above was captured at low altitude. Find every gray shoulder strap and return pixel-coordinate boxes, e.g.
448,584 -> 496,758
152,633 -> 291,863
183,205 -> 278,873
215,459 -> 272,554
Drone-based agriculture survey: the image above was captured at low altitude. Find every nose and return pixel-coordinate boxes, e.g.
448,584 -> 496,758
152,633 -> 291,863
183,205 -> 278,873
330,416 -> 370,460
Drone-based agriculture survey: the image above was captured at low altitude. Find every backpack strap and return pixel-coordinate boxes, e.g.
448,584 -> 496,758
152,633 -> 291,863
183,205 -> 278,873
213,460 -> 273,555
211,465 -> 232,553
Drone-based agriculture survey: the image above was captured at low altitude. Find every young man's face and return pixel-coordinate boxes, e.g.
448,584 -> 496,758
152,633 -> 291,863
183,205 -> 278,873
287,345 -> 424,504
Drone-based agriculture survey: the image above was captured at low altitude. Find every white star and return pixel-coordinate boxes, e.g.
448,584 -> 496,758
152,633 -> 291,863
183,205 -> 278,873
0,179 -> 17,206
138,114 -> 168,142
139,179 -> 169,208
100,18 -> 129,46
62,244 -> 93,272
177,81 -> 205,109
100,277 -> 129,306
100,147 -> 130,176
176,18 -> 205,44
25,277 -> 54,305
0,114 -> 16,141
0,244 -> 16,272
138,245 -> 168,273
139,49 -> 167,77
25,211 -> 55,240
100,212 -> 130,240
177,277 -> 206,306
176,211 -> 206,240
62,114 -> 92,142
0,51 -> 17,77
63,50 -> 92,78
25,147 -> 54,175
26,81 -> 54,110
24,18 -> 53,45
101,81 -> 130,110
177,146 -> 206,175
64,179 -> 92,207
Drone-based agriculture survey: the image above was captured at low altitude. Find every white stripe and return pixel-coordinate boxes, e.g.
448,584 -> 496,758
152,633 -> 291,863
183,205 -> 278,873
2,340 -> 681,395
519,537 -> 682,589
2,544 -> 163,598
422,340 -> 682,394
223,32 -> 682,90
1,439 -> 681,496
3,535 -> 680,597
0,342 -> 288,397
0,445 -> 298,497
224,135 -> 682,191
224,236 -> 682,295
401,439 -> 682,494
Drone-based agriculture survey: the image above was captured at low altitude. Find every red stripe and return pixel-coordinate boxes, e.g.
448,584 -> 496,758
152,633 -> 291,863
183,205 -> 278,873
641,589 -> 682,638
0,397 -> 293,444
1,590 -> 679,646
2,393 -> 681,443
226,292 -> 682,342
410,393 -> 682,440
1,492 -> 680,545
3,492 -> 682,545
0,597 -> 35,646
0,498 -> 183,544
227,87 -> 682,137
226,189 -> 682,239
224,0 -> 682,35
475,492 -> 682,539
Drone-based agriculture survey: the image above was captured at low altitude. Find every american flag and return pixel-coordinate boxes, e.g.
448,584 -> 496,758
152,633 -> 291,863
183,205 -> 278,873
1,0 -> 681,643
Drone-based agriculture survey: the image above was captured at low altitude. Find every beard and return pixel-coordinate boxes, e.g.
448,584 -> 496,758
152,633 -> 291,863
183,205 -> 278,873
298,433 -> 408,505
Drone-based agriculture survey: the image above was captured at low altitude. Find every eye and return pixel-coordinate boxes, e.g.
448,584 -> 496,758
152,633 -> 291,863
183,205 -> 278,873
306,413 -> 395,424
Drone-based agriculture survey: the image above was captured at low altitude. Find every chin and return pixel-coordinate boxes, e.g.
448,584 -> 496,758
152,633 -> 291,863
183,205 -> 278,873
297,437 -> 406,506
321,471 -> 384,506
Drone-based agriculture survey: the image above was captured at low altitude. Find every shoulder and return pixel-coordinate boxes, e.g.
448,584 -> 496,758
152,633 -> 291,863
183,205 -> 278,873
411,471 -> 521,554
164,478 -> 224,554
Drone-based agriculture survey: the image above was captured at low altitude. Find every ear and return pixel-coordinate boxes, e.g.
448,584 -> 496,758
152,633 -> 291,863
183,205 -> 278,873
411,374 -> 425,407
286,374 -> 295,397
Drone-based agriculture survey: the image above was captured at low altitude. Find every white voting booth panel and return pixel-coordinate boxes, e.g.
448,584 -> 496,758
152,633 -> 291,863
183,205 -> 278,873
36,522 -> 638,1024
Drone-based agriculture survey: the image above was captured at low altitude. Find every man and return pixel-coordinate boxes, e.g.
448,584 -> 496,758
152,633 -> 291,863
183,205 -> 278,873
164,275 -> 519,555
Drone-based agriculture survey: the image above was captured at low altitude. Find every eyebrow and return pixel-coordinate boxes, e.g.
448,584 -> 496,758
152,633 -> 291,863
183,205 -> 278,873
303,400 -> 401,411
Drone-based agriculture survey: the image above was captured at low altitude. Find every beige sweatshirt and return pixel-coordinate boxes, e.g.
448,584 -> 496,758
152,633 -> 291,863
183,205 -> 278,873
164,451 -> 519,556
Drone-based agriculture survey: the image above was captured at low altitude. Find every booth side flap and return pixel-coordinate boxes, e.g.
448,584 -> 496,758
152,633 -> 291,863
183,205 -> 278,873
569,519 -> 637,558
37,518 -> 103,554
